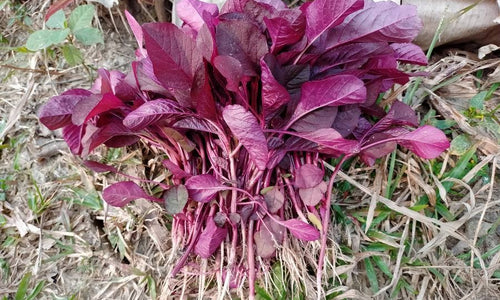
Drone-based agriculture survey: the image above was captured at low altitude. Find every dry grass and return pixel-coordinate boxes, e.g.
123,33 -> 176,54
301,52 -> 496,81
1,1 -> 499,299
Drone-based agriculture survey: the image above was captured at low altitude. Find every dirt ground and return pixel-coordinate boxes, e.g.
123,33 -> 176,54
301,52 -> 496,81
1,1 -> 500,300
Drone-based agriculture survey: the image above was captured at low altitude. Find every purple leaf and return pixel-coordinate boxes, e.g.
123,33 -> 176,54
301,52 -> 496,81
215,19 -> 268,76
260,57 -> 290,119
164,185 -> 189,215
294,164 -> 324,189
222,105 -> 269,171
292,128 -> 360,156
62,124 -> 84,155
194,218 -> 228,258
287,75 -> 366,127
299,181 -> 327,206
142,23 -> 202,106
315,42 -> 393,74
319,1 -> 422,50
123,99 -> 181,130
176,0 -> 218,33
125,10 -> 144,53
359,132 -> 397,166
83,160 -> 118,173
102,181 -> 156,207
185,174 -> 225,203
38,94 -> 87,130
390,43 -> 427,66
162,160 -> 191,179
332,105 -> 361,137
304,0 -> 363,44
291,107 -> 338,132
281,218 -> 320,241
363,101 -> 418,139
397,125 -> 450,159
264,9 -> 305,52
71,93 -> 123,126
262,186 -> 284,213
213,55 -> 247,91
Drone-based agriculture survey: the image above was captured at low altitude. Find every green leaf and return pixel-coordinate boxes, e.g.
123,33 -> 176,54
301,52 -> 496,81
26,280 -> 45,300
469,91 -> 487,110
26,29 -> 70,51
163,185 -> 188,215
73,27 -> 103,45
255,286 -> 273,300
62,44 -> 83,66
364,258 -> 379,293
15,272 -> 31,300
46,9 -> 66,29
450,134 -> 472,156
68,4 -> 95,31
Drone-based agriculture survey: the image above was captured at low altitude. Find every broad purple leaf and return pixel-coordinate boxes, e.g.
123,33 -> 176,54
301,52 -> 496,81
176,0 -> 218,33
102,181 -> 156,207
123,99 -> 181,130
142,23 -> 202,106
332,105 -> 361,137
390,43 -> 427,66
292,107 -> 338,132
281,218 -> 320,241
315,42 -> 393,74
125,10 -> 144,53
222,105 -> 269,170
80,121 -> 137,157
299,181 -> 327,206
83,160 -> 118,173
319,1 -> 422,50
264,9 -> 305,52
62,124 -> 84,155
185,174 -> 225,203
260,57 -> 290,119
292,128 -> 361,156
191,64 -> 218,120
39,94 -> 87,130
397,125 -> 450,159
173,117 -> 219,134
254,227 -> 276,258
363,101 -> 418,139
213,55 -> 247,91
71,93 -> 123,126
164,185 -> 189,215
294,164 -> 324,189
194,218 -> 228,258
262,186 -> 284,213
304,0 -> 363,44
215,19 -> 268,76
359,132 -> 397,166
287,75 -> 366,127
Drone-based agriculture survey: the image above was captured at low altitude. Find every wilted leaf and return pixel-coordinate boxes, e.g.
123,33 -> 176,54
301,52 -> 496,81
164,185 -> 188,215
262,186 -> 284,213
254,227 -> 276,258
294,164 -> 324,189
299,181 -> 327,206
83,160 -> 118,173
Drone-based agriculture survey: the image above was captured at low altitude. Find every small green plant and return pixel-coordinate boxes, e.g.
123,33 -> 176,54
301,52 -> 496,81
25,4 -> 103,66
13,272 -> 46,300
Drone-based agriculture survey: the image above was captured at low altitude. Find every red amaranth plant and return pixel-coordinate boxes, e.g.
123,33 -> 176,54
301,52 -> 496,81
39,0 -> 449,297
